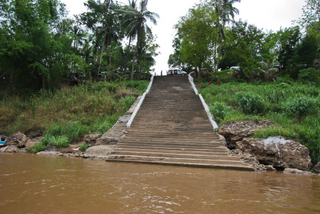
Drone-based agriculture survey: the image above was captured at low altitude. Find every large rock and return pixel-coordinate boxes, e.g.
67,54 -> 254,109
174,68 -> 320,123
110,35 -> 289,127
84,145 -> 115,160
7,132 -> 29,148
236,136 -> 312,171
313,162 -> 320,174
0,145 -> 19,153
284,168 -> 315,176
84,134 -> 102,146
96,136 -> 118,145
37,151 -> 63,156
25,139 -> 38,149
218,120 -> 276,149
229,149 -> 276,172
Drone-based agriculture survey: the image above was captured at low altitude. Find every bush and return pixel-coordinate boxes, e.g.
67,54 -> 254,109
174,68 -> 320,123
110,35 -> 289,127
46,122 -> 88,144
49,135 -> 70,148
283,96 -> 316,122
28,142 -> 46,153
298,68 -> 320,84
209,102 -> 232,123
79,143 -> 89,152
41,135 -> 70,148
236,92 -> 265,115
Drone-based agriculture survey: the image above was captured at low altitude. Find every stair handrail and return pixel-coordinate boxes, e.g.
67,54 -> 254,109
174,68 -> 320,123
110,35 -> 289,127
188,73 -> 218,130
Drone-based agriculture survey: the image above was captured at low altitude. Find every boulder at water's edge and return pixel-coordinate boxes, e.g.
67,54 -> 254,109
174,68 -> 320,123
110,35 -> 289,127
236,137 -> 312,171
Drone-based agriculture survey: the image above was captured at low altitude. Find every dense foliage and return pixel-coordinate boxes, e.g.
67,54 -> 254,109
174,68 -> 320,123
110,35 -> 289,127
199,80 -> 320,165
172,0 -> 320,166
0,79 -> 148,152
0,80 -> 148,135
170,0 -> 320,81
0,0 -> 159,94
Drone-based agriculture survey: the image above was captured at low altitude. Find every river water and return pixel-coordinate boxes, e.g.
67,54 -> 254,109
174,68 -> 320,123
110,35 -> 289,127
1,154 -> 320,214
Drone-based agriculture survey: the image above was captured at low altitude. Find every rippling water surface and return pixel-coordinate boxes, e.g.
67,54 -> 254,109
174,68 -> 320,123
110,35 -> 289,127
1,153 -> 320,214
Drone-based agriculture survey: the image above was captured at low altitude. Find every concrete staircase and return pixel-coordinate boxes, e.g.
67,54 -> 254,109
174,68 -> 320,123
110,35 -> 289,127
108,76 -> 253,170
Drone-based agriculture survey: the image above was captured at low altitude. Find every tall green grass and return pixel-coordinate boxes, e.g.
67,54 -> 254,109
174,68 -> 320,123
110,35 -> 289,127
199,81 -> 320,164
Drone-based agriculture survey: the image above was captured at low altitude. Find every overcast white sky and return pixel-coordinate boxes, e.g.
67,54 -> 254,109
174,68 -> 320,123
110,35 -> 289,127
63,0 -> 306,74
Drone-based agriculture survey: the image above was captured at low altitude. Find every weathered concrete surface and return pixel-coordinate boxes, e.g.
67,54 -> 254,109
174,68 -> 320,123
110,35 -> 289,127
108,76 -> 254,171
84,145 -> 116,160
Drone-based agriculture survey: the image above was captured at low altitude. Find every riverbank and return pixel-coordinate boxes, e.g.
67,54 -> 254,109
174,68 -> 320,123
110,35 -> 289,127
1,77 -> 320,175
196,77 -> 320,172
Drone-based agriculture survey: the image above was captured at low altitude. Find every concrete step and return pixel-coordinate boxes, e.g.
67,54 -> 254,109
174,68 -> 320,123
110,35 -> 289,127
119,138 -> 223,144
113,148 -> 229,156
107,155 -> 254,171
111,150 -> 236,160
107,76 -> 253,171
113,145 -> 228,152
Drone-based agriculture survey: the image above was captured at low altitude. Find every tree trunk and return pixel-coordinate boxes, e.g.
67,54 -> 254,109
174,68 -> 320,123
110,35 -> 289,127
131,44 -> 138,81
318,18 -> 320,70
124,36 -> 132,73
131,31 -> 140,81
197,66 -> 202,81
98,41 -> 104,75
108,36 -> 111,68
104,0 -> 111,14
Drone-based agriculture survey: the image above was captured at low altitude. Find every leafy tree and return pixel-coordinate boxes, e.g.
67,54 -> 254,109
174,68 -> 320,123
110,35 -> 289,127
295,33 -> 318,67
219,20 -> 264,78
298,0 -> 320,70
278,26 -> 301,76
176,3 -> 217,80
168,37 -> 183,69
0,0 -> 69,92
137,34 -> 159,73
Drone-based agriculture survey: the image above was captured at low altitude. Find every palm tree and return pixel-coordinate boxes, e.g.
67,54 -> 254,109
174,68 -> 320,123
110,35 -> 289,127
209,0 -> 240,27
120,0 -> 138,74
119,0 -> 159,80
209,0 -> 240,76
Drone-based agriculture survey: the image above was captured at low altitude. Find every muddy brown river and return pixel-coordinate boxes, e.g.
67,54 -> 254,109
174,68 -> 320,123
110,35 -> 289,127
1,153 -> 320,214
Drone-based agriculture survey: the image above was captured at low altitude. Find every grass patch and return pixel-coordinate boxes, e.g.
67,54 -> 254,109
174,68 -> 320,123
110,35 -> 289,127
0,80 -> 148,144
79,143 -> 89,152
199,81 -> 320,164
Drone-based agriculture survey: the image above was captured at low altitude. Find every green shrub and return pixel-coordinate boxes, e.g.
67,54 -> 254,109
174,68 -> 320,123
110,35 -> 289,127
41,134 -> 52,146
115,96 -> 136,114
236,92 -> 265,115
283,96 -> 316,122
46,122 -> 88,144
298,68 -> 320,84
90,116 -> 118,134
79,143 -> 89,152
28,142 -> 46,153
49,135 -> 70,148
209,102 -> 232,123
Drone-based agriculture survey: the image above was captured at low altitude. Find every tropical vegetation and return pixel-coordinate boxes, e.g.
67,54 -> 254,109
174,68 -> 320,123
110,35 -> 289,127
0,0 -> 157,152
169,0 -> 319,82
0,80 -> 148,152
0,0 -> 159,95
169,0 -> 320,165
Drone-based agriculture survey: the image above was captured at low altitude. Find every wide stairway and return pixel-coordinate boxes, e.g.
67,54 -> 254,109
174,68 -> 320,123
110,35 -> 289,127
108,76 -> 253,170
